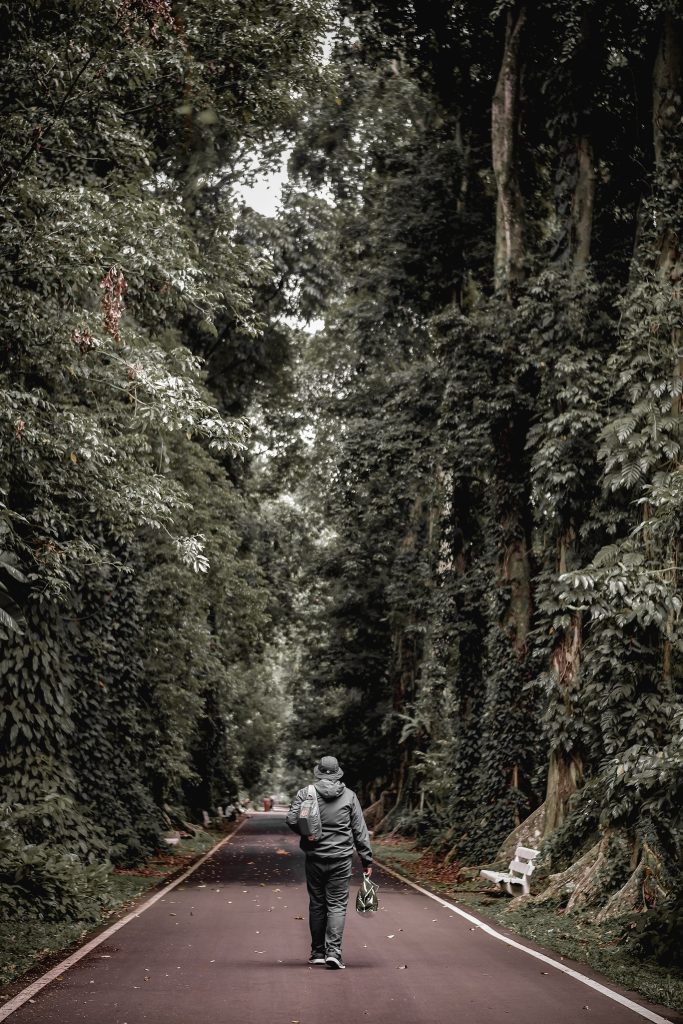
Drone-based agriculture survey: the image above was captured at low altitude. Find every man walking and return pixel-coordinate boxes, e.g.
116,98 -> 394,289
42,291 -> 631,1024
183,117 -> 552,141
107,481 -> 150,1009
286,755 -> 373,970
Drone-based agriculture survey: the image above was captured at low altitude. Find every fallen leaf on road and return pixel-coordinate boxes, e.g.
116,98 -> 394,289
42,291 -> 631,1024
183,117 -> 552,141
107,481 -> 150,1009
386,934 -> 395,939
397,964 -> 408,969
294,916 -> 303,920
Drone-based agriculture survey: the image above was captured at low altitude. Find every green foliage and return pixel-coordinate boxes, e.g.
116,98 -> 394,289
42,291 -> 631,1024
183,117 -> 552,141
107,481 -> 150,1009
629,884 -> 683,968
276,0 -> 683,961
0,801 -> 110,922
0,0 -> 327,919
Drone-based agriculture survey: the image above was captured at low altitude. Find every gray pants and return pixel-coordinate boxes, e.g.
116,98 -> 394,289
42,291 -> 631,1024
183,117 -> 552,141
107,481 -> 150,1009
305,855 -> 353,959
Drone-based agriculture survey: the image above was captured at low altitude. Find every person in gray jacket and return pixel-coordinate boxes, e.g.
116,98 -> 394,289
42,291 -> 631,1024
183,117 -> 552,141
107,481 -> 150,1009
286,755 -> 373,970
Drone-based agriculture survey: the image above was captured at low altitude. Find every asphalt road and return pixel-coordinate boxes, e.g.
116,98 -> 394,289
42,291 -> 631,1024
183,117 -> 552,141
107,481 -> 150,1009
4,813 -> 681,1024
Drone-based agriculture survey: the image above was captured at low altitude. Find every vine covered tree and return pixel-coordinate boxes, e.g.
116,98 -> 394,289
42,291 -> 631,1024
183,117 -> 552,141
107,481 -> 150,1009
278,0 -> 683,962
0,0 -> 325,917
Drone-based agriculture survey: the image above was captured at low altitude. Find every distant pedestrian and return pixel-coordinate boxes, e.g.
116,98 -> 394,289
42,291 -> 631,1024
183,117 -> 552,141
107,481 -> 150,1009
286,755 -> 373,970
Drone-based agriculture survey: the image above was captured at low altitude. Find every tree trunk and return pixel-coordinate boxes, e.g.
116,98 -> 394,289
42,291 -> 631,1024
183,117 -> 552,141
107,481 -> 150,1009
492,1 -> 532,658
492,4 -> 526,293
570,11 -> 598,278
544,745 -> 583,835
570,134 -> 596,279
544,532 -> 584,836
379,494 -> 426,829
654,13 -> 682,684
653,14 -> 682,177
500,523 -> 532,653
543,24 -> 598,831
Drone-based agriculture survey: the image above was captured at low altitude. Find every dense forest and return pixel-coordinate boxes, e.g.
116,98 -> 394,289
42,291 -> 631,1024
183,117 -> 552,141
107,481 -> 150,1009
1,0 -> 682,970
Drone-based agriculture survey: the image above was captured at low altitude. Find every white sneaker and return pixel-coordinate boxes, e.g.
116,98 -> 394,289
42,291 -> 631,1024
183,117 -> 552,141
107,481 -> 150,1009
325,955 -> 346,969
308,956 -> 326,965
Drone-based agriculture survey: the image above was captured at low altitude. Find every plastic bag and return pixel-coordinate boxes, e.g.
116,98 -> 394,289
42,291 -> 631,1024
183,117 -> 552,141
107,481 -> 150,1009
356,874 -> 379,913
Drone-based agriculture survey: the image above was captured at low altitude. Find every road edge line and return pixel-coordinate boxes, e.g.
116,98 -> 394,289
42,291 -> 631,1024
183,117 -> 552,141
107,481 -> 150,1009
374,858 -> 675,1024
0,816 -> 249,1022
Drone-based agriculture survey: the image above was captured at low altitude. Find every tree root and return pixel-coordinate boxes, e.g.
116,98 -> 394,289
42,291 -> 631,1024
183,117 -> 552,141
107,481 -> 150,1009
594,863 -> 646,924
564,834 -> 613,913
493,801 -> 546,864
530,838 -> 602,907
365,789 -> 397,833
595,842 -> 670,924
531,832 -> 670,919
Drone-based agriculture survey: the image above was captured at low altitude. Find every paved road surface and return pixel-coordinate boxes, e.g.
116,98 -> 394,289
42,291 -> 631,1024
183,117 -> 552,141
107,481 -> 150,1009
3,813 -> 681,1024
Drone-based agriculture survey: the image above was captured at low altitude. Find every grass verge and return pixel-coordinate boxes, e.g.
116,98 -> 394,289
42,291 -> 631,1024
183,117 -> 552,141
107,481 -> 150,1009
375,837 -> 683,1015
0,828 -> 223,990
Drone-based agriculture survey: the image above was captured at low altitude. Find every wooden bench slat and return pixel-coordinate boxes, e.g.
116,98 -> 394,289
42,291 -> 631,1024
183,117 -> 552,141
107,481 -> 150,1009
509,859 -> 535,875
480,869 -> 507,883
515,846 -> 540,860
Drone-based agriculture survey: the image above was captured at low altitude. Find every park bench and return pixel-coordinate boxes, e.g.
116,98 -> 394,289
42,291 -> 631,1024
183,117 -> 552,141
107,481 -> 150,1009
480,845 -> 541,896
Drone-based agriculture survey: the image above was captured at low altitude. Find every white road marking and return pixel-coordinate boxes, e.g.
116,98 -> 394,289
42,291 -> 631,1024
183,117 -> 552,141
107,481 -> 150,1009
374,859 -> 675,1024
0,817 -> 248,1021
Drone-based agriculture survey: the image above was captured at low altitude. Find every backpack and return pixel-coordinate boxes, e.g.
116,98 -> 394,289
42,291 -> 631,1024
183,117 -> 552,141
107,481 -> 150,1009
297,784 -> 322,839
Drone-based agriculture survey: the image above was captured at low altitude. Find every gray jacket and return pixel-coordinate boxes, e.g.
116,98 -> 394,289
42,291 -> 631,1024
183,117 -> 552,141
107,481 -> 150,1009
286,779 -> 373,868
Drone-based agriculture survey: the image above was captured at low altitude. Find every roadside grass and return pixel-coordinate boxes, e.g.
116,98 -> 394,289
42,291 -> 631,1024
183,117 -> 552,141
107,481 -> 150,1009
0,829 -> 220,989
375,838 -> 683,1014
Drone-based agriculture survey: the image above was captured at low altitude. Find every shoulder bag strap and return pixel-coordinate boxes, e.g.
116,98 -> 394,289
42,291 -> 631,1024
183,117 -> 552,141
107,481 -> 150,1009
308,784 -> 320,815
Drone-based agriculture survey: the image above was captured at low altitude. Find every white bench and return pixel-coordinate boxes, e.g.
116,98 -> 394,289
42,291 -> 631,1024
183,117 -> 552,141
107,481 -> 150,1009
480,845 -> 540,896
